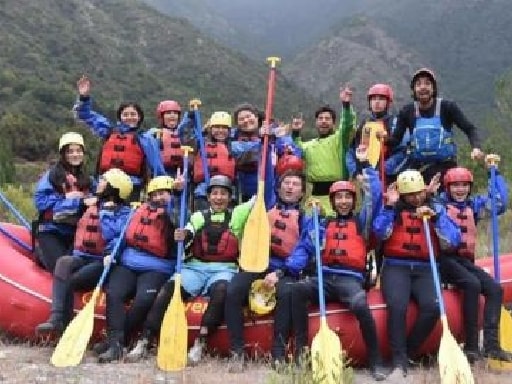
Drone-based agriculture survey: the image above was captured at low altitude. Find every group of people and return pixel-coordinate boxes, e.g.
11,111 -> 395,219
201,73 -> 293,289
31,68 -> 512,381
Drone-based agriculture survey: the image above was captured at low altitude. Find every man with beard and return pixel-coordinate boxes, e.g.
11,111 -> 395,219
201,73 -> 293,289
386,68 -> 484,185
291,87 -> 356,216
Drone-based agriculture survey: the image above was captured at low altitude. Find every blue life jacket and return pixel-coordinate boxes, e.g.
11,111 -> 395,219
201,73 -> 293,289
410,98 -> 456,162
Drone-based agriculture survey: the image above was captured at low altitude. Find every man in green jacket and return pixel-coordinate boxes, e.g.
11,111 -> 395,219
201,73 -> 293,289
291,86 -> 356,215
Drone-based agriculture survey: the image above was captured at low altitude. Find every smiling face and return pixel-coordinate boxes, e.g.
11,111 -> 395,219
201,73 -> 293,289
413,76 -> 435,104
315,111 -> 334,136
369,95 -> 389,114
63,144 -> 84,167
402,190 -> 427,207
162,110 -> 180,129
332,191 -> 354,216
448,181 -> 471,202
149,189 -> 172,206
277,175 -> 304,204
210,125 -> 230,142
207,186 -> 231,212
120,106 -> 141,128
237,109 -> 259,132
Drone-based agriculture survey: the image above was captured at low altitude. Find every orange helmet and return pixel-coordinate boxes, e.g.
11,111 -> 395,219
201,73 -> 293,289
329,180 -> 356,204
443,167 -> 473,188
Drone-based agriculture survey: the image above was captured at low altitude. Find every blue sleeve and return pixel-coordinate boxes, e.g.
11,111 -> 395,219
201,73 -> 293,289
432,202 -> 461,248
137,133 -> 166,177
230,140 -> 261,159
285,219 -> 320,276
176,113 -> 196,142
100,205 -> 132,253
33,172 -> 83,220
275,135 -> 302,157
471,172 -> 508,221
372,206 -> 396,240
73,96 -> 113,139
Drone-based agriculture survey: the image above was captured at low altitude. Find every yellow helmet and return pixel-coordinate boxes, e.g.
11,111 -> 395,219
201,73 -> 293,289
147,175 -> 174,194
209,111 -> 232,127
102,168 -> 133,200
248,279 -> 276,316
397,170 -> 426,194
59,132 -> 85,151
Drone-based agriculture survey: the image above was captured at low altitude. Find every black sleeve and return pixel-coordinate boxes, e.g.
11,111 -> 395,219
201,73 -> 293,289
443,100 -> 482,149
389,104 -> 412,148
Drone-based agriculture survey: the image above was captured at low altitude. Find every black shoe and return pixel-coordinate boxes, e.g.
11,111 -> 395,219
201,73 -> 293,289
92,340 -> 109,356
463,349 -> 482,364
270,355 -> 286,371
369,364 -> 389,381
227,352 -> 246,373
484,348 -> 512,362
35,318 -> 64,335
98,343 -> 123,363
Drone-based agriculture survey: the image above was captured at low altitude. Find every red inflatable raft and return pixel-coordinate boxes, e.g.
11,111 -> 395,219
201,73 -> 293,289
1,222 -> 512,364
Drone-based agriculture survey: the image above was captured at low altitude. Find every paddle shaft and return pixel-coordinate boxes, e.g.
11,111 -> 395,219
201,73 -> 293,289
192,106 -> 210,185
0,191 -> 31,230
176,150 -> 191,274
0,224 -> 31,252
259,57 -> 280,182
379,137 -> 386,191
490,164 -> 501,282
423,217 -> 446,316
312,205 -> 327,317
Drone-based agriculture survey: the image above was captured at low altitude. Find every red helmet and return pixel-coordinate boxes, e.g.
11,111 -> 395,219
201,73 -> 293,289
276,154 -> 304,176
443,167 -> 473,188
156,100 -> 182,121
411,67 -> 437,98
367,83 -> 394,103
329,181 -> 356,201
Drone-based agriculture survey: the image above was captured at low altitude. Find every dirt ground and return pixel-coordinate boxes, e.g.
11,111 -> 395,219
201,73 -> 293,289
0,343 -> 511,384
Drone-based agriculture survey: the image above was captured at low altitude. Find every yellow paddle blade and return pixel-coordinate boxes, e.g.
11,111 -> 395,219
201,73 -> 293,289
361,121 -> 384,167
311,317 -> 343,384
239,181 -> 270,273
157,274 -> 188,372
488,307 -> 512,371
50,288 -> 100,367
438,317 -> 474,384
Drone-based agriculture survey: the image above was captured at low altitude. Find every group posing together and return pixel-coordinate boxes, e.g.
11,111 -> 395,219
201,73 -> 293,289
32,68 -> 511,380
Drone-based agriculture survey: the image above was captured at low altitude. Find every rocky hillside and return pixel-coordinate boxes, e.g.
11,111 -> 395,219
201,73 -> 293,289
0,0 -> 317,161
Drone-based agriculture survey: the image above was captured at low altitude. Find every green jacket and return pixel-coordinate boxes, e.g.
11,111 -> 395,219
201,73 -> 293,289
185,200 -> 253,241
294,105 -> 356,183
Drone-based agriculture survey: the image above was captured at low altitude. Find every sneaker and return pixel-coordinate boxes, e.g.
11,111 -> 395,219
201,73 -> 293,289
187,338 -> 205,365
369,364 -> 389,381
484,348 -> 512,362
227,352 -> 246,373
126,338 -> 149,363
270,356 -> 286,371
387,367 -> 407,383
98,343 -> 123,363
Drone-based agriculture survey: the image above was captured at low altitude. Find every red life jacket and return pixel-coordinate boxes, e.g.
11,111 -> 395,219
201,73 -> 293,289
98,131 -> 144,177
73,205 -> 106,256
322,218 -> 367,272
268,207 -> 300,258
192,210 -> 239,262
193,142 -> 235,183
235,133 -> 260,172
446,204 -> 477,260
383,210 -> 440,261
125,203 -> 169,258
160,129 -> 184,169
